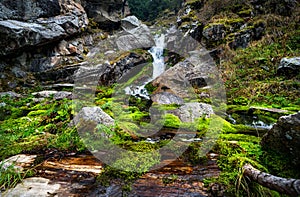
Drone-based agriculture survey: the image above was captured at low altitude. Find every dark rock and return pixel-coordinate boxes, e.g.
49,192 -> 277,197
0,0 -> 60,21
11,67 -> 27,78
277,57 -> 300,76
203,24 -> 226,42
81,0 -> 123,29
261,112 -> 300,167
228,29 -> 253,49
152,49 -> 216,99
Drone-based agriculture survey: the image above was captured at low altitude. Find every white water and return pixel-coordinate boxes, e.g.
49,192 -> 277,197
124,34 -> 165,98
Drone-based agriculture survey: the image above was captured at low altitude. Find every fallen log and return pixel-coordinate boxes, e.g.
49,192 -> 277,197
242,164 -> 300,196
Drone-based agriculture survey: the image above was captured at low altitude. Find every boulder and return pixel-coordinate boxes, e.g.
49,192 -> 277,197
116,16 -> 154,51
71,106 -> 115,128
151,49 -> 216,99
277,57 -> 300,76
261,112 -> 300,167
151,92 -> 184,105
171,102 -> 214,122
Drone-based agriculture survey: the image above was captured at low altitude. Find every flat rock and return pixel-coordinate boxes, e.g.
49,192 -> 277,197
3,177 -> 60,197
1,154 -> 37,172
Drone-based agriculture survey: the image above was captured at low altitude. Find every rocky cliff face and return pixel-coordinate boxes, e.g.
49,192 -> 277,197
0,0 -> 126,91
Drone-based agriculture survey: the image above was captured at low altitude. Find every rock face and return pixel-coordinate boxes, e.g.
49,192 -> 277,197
0,0 -> 88,56
277,57 -> 300,76
261,112 -> 300,167
81,0 -> 123,29
116,16 -> 154,51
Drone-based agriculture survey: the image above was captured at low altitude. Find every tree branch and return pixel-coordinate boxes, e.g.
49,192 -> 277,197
242,164 -> 300,196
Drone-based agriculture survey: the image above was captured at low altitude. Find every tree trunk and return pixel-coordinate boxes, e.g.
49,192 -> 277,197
242,164 -> 300,196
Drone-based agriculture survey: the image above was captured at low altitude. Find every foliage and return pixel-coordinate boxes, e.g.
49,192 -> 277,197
128,0 -> 183,21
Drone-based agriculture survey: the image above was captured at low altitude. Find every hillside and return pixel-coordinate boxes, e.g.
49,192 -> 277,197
0,0 -> 299,196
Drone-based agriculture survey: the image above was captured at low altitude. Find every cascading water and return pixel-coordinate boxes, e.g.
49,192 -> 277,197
124,34 -> 165,98
150,34 -> 166,79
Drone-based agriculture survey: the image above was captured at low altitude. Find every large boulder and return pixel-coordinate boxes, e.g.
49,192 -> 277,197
116,16 -> 154,51
0,0 -> 88,56
151,92 -> 184,105
176,102 -> 214,122
71,106 -> 115,127
261,112 -> 300,167
151,49 -> 217,99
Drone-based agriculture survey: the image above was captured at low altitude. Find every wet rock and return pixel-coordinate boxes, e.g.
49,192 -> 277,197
71,106 -> 115,127
116,16 -> 154,51
3,177 -> 60,197
151,92 -> 184,105
261,112 -> 300,167
277,57 -> 300,76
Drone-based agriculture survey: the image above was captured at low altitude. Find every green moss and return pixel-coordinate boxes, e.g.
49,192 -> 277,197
161,113 -> 181,128
27,110 -> 47,117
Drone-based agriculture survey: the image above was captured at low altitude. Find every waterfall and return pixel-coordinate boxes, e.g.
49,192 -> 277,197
149,34 -> 165,79
124,34 -> 165,98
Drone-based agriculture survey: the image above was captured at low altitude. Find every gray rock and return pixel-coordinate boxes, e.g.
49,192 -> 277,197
0,91 -> 22,98
0,0 -> 60,21
3,177 -> 61,197
71,106 -> 114,127
0,0 -> 88,56
152,49 -> 216,99
151,92 -> 184,105
173,102 -> 214,122
116,16 -> 154,51
261,112 -> 300,167
11,67 -> 27,78
32,90 -> 73,100
121,15 -> 141,31
277,57 -> 300,74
